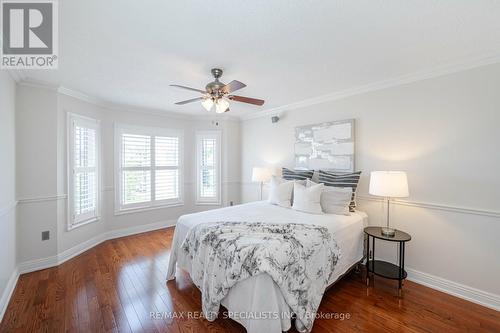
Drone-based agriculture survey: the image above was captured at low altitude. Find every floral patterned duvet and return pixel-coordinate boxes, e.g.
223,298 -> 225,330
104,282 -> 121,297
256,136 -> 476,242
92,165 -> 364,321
181,221 -> 341,332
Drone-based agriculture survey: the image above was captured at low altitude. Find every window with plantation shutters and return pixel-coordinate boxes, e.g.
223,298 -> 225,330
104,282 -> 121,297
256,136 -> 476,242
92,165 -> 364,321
196,131 -> 221,205
68,114 -> 100,229
121,134 -> 152,206
116,125 -> 183,213
155,136 -> 180,201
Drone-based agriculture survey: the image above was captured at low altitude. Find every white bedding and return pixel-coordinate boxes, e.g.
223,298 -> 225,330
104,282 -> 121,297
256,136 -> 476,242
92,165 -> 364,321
167,201 -> 368,333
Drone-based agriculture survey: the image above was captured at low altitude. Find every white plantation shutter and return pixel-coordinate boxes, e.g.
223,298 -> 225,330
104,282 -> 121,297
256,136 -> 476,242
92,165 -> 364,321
200,138 -> 216,198
155,136 -> 179,200
121,134 -> 151,205
116,126 -> 183,212
69,114 -> 100,229
196,131 -> 221,204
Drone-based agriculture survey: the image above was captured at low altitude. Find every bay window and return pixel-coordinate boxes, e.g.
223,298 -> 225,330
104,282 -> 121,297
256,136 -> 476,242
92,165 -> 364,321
115,125 -> 183,213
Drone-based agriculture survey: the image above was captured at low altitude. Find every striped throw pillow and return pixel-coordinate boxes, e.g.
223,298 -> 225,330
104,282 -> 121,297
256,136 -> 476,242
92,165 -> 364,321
282,168 -> 314,181
318,170 -> 362,212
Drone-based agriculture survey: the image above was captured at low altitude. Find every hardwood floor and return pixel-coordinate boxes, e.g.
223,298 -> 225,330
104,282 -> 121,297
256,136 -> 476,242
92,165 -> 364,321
1,227 -> 499,333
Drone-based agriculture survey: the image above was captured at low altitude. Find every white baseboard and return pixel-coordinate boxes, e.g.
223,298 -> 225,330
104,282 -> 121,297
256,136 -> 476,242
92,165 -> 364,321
106,219 -> 175,240
3,220 -> 175,321
0,220 -> 176,321
18,219 -> 176,275
0,268 -> 19,322
56,220 -> 176,266
56,234 -> 108,266
407,268 -> 500,311
6,220 -> 499,322
17,255 -> 58,274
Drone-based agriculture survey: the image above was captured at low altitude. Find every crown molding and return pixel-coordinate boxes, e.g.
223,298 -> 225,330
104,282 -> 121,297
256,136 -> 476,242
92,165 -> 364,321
58,85 -> 197,121
57,86 -> 107,107
97,98 -> 240,122
241,51 -> 500,121
17,79 -> 240,122
7,70 -> 25,83
18,78 -> 59,91
67,89 -> 240,122
14,50 -> 500,122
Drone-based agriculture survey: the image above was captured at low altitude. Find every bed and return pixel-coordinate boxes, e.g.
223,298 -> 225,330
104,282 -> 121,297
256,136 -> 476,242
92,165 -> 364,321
166,201 -> 368,333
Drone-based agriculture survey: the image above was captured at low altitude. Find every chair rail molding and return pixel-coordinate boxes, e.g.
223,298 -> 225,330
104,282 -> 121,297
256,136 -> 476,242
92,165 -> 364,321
17,194 -> 68,204
357,195 -> 500,219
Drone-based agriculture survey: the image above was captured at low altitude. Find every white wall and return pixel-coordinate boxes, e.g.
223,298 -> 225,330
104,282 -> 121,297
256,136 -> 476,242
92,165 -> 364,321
240,63 -> 500,304
16,85 -> 241,264
0,72 -> 17,317
10,62 -> 500,311
16,85 -> 59,262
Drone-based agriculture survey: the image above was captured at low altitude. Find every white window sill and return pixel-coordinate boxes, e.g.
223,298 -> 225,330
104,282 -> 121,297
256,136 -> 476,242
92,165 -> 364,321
195,201 -> 222,206
68,217 -> 100,231
114,202 -> 184,216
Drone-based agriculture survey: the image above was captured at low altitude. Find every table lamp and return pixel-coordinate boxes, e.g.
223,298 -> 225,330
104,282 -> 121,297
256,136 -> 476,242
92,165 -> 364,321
369,171 -> 409,237
252,167 -> 271,200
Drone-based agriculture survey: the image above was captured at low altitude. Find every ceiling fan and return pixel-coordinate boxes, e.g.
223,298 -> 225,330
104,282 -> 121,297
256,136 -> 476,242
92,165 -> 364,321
171,68 -> 265,113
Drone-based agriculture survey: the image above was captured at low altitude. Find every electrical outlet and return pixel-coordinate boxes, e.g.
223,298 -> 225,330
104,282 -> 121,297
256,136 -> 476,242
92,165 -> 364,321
42,231 -> 50,241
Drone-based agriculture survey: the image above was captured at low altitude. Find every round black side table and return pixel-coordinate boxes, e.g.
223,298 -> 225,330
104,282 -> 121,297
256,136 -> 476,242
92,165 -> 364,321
364,226 -> 411,296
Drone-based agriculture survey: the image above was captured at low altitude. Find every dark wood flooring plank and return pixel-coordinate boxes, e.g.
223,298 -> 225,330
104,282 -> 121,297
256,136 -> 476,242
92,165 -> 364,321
1,227 -> 499,333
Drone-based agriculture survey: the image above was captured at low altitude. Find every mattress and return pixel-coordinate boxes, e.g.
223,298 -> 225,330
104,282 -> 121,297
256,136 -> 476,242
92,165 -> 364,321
167,201 -> 368,333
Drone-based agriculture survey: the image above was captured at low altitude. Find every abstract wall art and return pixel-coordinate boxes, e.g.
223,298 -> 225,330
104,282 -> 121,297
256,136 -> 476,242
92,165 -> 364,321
294,119 -> 355,172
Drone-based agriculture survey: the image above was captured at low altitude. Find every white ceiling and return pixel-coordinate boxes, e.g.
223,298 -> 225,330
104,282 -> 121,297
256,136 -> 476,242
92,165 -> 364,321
18,0 -> 500,118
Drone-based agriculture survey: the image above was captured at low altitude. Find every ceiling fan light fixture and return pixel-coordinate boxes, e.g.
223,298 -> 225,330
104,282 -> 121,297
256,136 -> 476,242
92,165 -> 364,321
201,98 -> 214,111
215,98 -> 230,113
172,68 -> 265,112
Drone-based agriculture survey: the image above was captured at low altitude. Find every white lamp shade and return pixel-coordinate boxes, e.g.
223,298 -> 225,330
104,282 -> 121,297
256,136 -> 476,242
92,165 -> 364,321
252,167 -> 272,183
369,171 -> 409,198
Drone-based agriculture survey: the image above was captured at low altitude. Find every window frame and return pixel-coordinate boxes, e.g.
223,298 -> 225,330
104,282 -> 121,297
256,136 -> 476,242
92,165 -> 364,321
67,113 -> 101,230
195,130 -> 222,205
114,124 -> 184,214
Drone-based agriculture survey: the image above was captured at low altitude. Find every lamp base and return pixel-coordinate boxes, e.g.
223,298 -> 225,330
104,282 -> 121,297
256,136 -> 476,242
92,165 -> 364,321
381,227 -> 396,237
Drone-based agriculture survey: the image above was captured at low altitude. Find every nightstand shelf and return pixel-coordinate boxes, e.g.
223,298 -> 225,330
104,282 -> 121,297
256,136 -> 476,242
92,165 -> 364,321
364,226 -> 411,296
366,260 -> 407,280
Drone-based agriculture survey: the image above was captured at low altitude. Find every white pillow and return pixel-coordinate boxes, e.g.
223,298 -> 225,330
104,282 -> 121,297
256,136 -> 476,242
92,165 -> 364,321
292,181 -> 324,214
307,179 -> 351,215
290,179 -> 306,205
268,176 -> 294,208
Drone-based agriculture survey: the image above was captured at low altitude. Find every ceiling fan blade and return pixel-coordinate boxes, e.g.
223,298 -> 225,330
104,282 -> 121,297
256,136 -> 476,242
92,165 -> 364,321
175,97 -> 204,105
170,84 -> 206,94
228,95 -> 265,106
222,80 -> 247,94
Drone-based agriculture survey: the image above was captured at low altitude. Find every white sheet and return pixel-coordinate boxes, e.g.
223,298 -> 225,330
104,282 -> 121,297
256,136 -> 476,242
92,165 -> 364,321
167,201 -> 368,333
